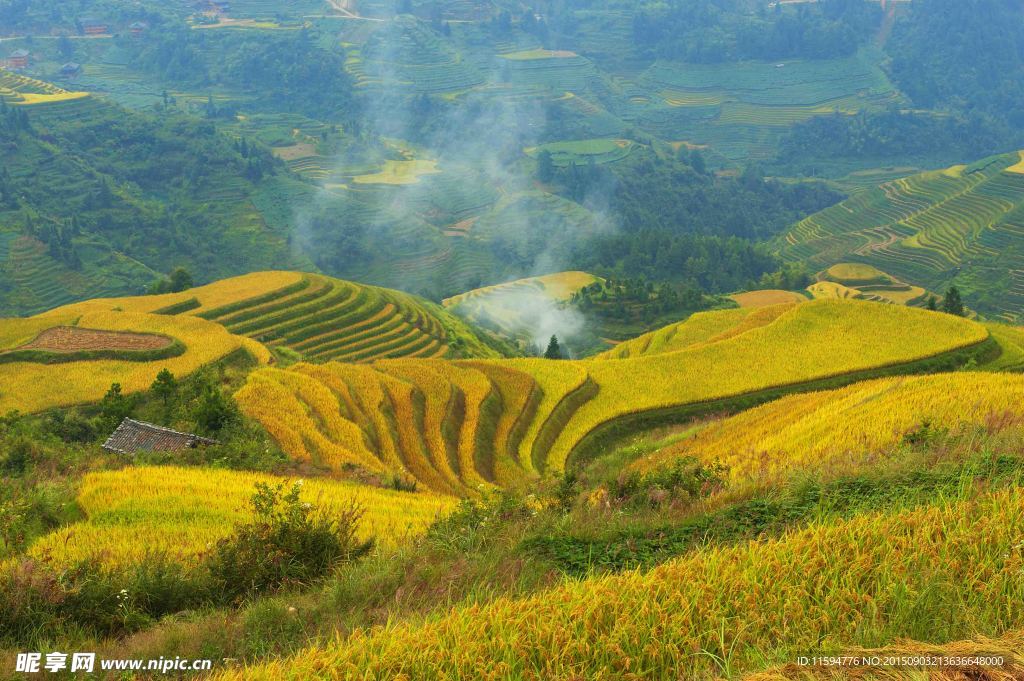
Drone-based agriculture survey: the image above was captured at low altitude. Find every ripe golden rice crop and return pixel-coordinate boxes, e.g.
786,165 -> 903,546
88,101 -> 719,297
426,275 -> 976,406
40,270 -> 304,317
0,310 -> 265,414
26,466 -> 456,571
0,312 -> 78,350
595,305 -> 763,359
730,289 -> 807,308
237,301 -> 989,493
545,300 -> 988,469
214,488 -> 1024,680
630,372 -> 1024,486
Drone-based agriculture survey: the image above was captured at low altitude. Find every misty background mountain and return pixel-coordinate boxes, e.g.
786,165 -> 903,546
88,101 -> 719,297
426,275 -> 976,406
1,0 -> 1023,342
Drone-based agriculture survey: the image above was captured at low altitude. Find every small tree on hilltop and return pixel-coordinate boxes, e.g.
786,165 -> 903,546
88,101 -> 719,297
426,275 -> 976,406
942,286 -> 965,316
544,335 -> 564,360
925,295 -> 938,311
169,267 -> 193,293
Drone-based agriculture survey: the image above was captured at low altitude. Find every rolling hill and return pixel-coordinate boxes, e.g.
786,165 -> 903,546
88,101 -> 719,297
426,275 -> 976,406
0,271 -> 499,414
235,299 -> 996,494
629,370 -> 1024,489
781,151 -> 1024,321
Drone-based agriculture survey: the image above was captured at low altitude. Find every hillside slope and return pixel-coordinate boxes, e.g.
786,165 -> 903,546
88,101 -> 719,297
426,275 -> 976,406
781,151 -> 1024,320
0,69 -> 310,316
630,371 -> 1024,488
213,487 -> 1024,680
236,300 -> 993,493
0,271 -> 500,414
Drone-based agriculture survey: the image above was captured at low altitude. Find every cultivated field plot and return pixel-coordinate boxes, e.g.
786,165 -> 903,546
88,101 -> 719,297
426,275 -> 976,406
0,308 -> 266,414
730,289 -> 807,308
26,466 -> 456,571
237,300 -> 994,495
781,152 -> 1024,319
443,271 -> 600,340
631,49 -> 899,159
106,271 -> 497,363
631,371 -> 1024,487
16,326 -> 173,353
523,139 -> 634,167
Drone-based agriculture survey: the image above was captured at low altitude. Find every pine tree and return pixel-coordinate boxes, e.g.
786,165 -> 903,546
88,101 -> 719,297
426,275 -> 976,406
942,286 -> 965,316
544,335 -> 563,360
926,295 -> 938,311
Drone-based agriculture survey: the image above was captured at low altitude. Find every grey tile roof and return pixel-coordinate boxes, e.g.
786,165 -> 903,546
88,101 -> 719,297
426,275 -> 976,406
102,418 -> 217,455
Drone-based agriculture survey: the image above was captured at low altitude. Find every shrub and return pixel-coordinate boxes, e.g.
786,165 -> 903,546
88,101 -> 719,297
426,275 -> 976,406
207,481 -> 373,603
610,457 -> 728,508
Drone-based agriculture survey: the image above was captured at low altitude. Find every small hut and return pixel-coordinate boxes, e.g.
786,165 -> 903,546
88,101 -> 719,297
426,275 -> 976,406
129,22 -> 149,37
7,49 -> 29,70
59,62 -> 82,78
102,418 -> 218,455
80,18 -> 109,36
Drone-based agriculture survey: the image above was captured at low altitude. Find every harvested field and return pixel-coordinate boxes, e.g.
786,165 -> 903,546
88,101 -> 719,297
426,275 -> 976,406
271,143 -> 318,161
730,290 -> 807,308
19,326 -> 174,353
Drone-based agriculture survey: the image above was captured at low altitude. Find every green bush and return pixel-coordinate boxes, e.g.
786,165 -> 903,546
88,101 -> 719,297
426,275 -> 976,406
207,481 -> 373,603
609,457 -> 728,508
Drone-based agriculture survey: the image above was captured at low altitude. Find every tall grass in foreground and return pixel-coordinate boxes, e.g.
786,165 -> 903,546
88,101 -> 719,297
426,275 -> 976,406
216,487 -> 1024,680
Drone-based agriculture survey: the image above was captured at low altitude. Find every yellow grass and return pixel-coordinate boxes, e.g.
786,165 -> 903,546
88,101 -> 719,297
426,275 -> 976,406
443,271 -> 599,308
544,300 -> 988,469
822,262 -> 892,283
807,281 -> 861,299
498,48 -> 579,60
239,300 -> 989,492
1005,151 -> 1024,175
13,91 -> 89,105
26,466 -> 457,570
595,305 -> 781,359
0,312 -> 78,350
214,488 -> 1024,680
0,310 -> 265,414
39,270 -> 304,317
630,372 -> 1024,486
353,160 -> 440,185
730,289 -> 807,308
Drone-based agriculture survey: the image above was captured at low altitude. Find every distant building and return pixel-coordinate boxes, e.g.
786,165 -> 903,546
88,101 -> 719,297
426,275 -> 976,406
193,0 -> 231,12
80,18 -> 109,36
102,418 -> 218,455
59,62 -> 82,77
7,49 -> 29,70
129,21 -> 149,37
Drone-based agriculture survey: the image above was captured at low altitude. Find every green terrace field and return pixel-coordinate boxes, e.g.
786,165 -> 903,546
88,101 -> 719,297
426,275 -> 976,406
358,17 -> 486,94
235,299 -> 1003,495
524,138 -> 635,167
781,152 -> 1024,321
628,48 -> 900,160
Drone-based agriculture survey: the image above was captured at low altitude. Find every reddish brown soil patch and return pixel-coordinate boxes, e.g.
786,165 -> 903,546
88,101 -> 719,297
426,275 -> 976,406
20,327 -> 173,353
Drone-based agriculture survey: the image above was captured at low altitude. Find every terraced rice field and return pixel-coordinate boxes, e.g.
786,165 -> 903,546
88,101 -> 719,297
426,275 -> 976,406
443,271 -> 599,339
15,326 -> 173,352
215,487 -> 1024,680
730,289 -> 807,308
632,48 -> 899,160
0,307 -> 267,414
523,139 -> 634,167
25,466 -> 456,571
65,271 -> 495,363
782,152 -> 1024,319
630,371 -> 1024,487
237,300 -> 992,494
353,159 -> 440,185
359,17 -> 485,94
